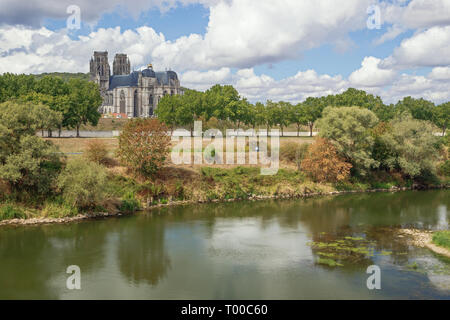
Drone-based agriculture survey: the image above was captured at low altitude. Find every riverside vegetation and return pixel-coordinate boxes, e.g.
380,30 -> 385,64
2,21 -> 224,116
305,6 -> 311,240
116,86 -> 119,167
0,75 -> 449,229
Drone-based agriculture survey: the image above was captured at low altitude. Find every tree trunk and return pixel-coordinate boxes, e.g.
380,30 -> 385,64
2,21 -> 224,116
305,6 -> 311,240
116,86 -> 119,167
76,125 -> 80,138
309,123 -> 313,137
58,126 -> 62,138
48,129 -> 52,138
297,124 -> 300,137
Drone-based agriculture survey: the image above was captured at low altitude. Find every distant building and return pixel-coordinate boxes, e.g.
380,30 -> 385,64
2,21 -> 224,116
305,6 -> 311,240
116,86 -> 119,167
89,51 -> 183,118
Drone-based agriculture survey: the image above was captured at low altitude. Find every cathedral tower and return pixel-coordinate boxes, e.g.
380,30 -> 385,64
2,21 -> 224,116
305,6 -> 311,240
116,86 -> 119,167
113,53 -> 130,75
89,51 -> 110,91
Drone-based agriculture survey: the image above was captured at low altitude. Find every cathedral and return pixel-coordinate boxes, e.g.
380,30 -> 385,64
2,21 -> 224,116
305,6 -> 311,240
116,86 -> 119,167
89,51 -> 183,118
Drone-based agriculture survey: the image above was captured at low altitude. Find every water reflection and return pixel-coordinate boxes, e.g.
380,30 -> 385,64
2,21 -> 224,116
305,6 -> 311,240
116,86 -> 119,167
117,215 -> 171,286
0,190 -> 448,299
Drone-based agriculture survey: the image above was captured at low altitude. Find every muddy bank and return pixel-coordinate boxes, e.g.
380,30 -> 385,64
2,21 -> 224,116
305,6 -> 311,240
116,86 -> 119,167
398,229 -> 450,258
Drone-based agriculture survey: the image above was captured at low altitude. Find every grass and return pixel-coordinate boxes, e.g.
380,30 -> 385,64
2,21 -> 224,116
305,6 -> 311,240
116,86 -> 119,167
432,231 -> 450,249
0,204 -> 27,221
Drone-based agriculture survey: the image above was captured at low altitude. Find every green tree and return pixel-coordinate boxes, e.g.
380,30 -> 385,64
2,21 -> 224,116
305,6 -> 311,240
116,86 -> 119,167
303,97 -> 324,137
381,113 -> 439,179
0,102 -> 63,195
432,102 -> 449,136
289,103 -> 308,136
318,106 -> 379,174
65,79 -> 102,137
395,97 -> 435,121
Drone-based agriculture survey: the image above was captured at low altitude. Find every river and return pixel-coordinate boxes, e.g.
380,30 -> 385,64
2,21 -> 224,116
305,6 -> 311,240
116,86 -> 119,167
0,190 -> 449,299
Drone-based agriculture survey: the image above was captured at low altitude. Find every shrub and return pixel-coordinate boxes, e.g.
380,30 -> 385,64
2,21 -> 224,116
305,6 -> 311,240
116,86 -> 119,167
57,159 -> 107,209
42,199 -> 78,218
318,106 -> 379,174
0,204 -> 26,220
84,139 -> 109,164
280,142 -> 310,170
117,118 -> 171,177
381,114 -> 440,179
439,160 -> 450,177
301,138 -> 352,183
432,231 -> 450,249
120,192 -> 140,213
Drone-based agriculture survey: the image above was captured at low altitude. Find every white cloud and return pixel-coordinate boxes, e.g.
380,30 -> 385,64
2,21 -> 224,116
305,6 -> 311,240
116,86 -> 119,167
428,66 -> 450,80
375,0 -> 450,43
181,67 -> 231,90
0,25 -> 167,74
349,56 -> 397,87
381,26 -> 450,69
0,0 -> 217,27
152,0 -> 373,70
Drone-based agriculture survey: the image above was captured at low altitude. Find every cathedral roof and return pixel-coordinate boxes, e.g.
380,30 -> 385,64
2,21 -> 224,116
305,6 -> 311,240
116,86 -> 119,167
108,70 -> 178,90
108,71 -> 139,90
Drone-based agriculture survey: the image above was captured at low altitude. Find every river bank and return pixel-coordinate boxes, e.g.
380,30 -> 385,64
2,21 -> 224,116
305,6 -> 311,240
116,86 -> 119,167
1,182 -> 448,227
398,229 -> 450,258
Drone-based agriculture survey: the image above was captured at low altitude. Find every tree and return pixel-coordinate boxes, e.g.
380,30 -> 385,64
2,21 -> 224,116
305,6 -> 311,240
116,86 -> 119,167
206,84 -> 240,122
66,79 -> 102,137
155,94 -> 178,132
272,101 -> 291,136
303,97 -> 324,137
433,102 -> 449,136
318,106 -> 379,174
381,113 -> 440,178
289,103 -> 308,136
0,102 -> 63,195
253,102 -> 267,130
332,88 -> 385,111
301,138 -> 352,183
395,97 -> 434,121
117,118 -> 171,177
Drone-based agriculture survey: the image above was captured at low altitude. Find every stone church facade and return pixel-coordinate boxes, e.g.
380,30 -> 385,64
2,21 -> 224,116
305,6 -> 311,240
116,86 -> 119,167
89,51 -> 183,118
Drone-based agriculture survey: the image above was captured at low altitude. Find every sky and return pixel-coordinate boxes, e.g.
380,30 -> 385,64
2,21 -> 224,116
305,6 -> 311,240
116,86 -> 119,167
0,0 -> 449,104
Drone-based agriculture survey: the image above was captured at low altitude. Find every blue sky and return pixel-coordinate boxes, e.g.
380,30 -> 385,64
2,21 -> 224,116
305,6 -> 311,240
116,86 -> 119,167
0,0 -> 449,103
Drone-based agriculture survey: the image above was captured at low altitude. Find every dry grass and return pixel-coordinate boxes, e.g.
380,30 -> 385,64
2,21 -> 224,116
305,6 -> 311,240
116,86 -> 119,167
46,138 -> 118,156
46,136 -> 316,169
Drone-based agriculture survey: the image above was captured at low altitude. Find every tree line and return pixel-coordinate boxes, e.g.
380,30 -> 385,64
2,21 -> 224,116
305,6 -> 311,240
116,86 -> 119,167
0,73 -> 102,137
156,85 -> 449,136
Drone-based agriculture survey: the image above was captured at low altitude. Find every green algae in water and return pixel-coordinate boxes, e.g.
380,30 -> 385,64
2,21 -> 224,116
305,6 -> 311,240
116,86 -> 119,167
316,258 -> 344,267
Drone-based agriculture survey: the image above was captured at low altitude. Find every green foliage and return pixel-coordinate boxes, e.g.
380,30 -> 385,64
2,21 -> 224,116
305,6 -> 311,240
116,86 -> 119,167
432,231 -> 450,249
33,72 -> 90,82
120,192 -> 141,213
318,106 -> 379,174
432,102 -> 449,136
380,114 -> 439,179
42,198 -> 79,218
56,159 -> 108,209
65,78 -> 102,137
0,102 -> 63,195
439,160 -> 450,177
395,97 -> 435,121
0,73 -> 101,136
0,204 -> 26,221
